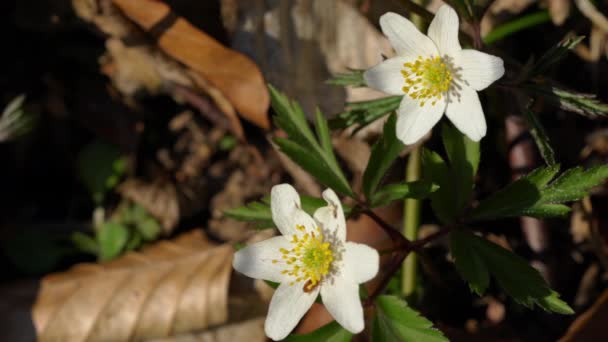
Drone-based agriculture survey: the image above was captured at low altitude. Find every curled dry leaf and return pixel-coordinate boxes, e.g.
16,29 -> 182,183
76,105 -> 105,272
118,179 -> 179,234
33,230 -> 234,342
111,0 -> 270,130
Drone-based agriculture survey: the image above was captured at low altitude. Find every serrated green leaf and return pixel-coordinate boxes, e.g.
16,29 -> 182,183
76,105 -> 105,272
525,110 -> 556,166
527,85 -> 608,118
371,181 -> 439,208
449,231 -> 490,295
97,222 -> 129,261
284,321 -> 352,342
450,230 -> 573,314
528,36 -> 584,78
470,166 -> 559,221
373,295 -> 447,342
328,96 -> 402,131
269,86 -> 352,196
326,69 -> 366,87
442,122 -> 480,216
541,165 -> 608,203
520,203 -> 571,218
274,137 -> 353,196
362,113 -> 404,200
421,148 -> 453,223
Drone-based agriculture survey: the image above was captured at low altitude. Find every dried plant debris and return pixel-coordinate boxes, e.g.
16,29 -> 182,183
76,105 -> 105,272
33,231 -> 233,342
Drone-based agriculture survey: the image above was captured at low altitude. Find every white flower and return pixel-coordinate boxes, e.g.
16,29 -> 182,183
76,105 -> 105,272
233,184 -> 380,340
364,5 -> 505,144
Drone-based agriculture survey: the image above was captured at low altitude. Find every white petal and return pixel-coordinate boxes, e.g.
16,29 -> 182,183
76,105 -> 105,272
454,49 -> 504,91
265,282 -> 319,341
320,274 -> 364,334
380,12 -> 438,59
313,188 -> 346,242
427,5 -> 461,57
445,86 -> 486,141
364,57 -> 410,95
271,184 -> 317,236
396,96 -> 446,145
232,236 -> 290,283
343,242 -> 380,284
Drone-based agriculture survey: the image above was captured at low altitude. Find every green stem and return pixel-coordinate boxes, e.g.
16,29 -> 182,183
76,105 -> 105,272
402,146 -> 421,297
483,11 -> 551,45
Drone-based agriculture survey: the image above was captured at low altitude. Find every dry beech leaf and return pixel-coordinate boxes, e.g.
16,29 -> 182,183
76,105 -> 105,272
111,0 -> 270,130
118,179 -> 179,234
148,317 -> 265,342
33,230 -> 234,342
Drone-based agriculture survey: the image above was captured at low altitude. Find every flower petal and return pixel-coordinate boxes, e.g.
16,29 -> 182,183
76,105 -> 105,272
380,12 -> 438,59
232,236 -> 291,283
396,96 -> 446,145
313,188 -> 346,242
364,56 -> 412,95
445,86 -> 486,141
343,242 -> 380,284
427,5 -> 461,57
454,49 -> 504,91
320,274 -> 364,334
265,282 -> 319,341
271,184 -> 317,236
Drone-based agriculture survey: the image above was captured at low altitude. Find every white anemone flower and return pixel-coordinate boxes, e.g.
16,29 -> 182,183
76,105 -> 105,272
233,184 -> 379,340
364,5 -> 505,144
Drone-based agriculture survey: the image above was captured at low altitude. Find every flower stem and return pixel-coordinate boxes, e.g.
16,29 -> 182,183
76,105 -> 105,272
483,11 -> 551,45
402,146 -> 422,297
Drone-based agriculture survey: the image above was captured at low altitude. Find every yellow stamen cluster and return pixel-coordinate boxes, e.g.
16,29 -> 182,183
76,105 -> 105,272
401,56 -> 452,107
273,225 -> 334,290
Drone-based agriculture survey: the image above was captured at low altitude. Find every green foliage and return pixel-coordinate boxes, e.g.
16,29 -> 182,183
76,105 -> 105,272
362,113 -> 404,200
450,230 -> 573,314
71,231 -> 99,254
471,165 -> 608,220
527,85 -> 608,118
225,195 -> 351,229
371,181 -> 439,208
422,124 -> 480,223
373,295 -> 447,342
118,203 -> 162,241
77,141 -> 126,204
270,85 -> 353,196
328,96 -> 402,133
0,94 -> 37,142
284,322 -> 352,342
97,222 -> 129,261
483,11 -> 551,45
526,36 -> 584,78
326,69 -> 366,87
524,110 -> 556,166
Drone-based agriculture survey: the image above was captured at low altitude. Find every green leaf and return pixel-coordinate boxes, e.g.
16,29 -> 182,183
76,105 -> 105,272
274,137 -> 353,196
225,195 -> 351,228
328,96 -> 402,131
524,110 -> 556,166
371,181 -> 439,208
77,141 -> 126,204
71,231 -> 99,255
470,166 -> 559,221
270,85 -> 353,196
421,148 -> 452,223
483,11 -> 551,45
541,165 -> 608,203
449,230 -> 573,314
527,36 -> 584,78
97,222 -> 129,261
373,295 -> 447,342
362,113 -> 404,200
441,122 -> 480,215
284,321 -> 352,342
326,69 -> 366,87
136,217 -> 161,241
527,85 -> 608,118
125,231 -> 142,251
0,94 -> 37,142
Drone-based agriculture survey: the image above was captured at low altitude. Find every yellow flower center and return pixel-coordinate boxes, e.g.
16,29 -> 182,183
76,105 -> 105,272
273,225 -> 334,291
401,56 -> 452,107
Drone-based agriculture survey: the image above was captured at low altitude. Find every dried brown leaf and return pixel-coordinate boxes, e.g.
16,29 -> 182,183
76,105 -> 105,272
111,0 -> 270,130
118,179 -> 180,234
33,230 -> 234,342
